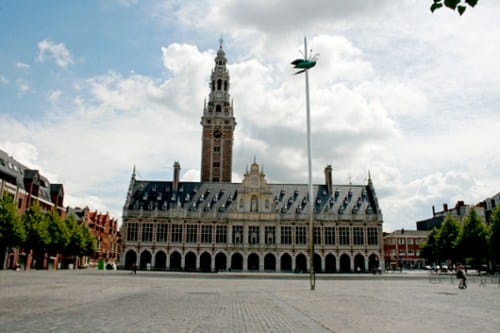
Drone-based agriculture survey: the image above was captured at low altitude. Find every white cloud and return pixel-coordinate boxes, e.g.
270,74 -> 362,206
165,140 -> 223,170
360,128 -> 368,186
37,39 -> 74,68
0,75 -> 8,85
0,141 -> 39,169
16,62 -> 30,71
15,78 -> 30,94
3,1 -> 500,231
47,90 -> 62,104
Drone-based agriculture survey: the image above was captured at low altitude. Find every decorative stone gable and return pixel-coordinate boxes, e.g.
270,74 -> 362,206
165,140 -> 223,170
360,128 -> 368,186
236,161 -> 273,213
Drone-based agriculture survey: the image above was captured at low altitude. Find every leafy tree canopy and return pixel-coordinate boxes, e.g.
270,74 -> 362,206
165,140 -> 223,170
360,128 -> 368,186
488,207 -> 500,263
0,192 -> 26,248
22,203 -> 49,253
458,209 -> 488,264
437,214 -> 460,262
430,0 -> 479,15
420,228 -> 440,262
46,208 -> 70,254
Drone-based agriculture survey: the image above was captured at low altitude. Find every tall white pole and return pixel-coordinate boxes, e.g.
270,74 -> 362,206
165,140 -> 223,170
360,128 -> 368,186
304,36 -> 315,291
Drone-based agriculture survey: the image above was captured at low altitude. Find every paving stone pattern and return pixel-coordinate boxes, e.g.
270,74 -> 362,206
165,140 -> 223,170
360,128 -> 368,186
0,270 -> 499,333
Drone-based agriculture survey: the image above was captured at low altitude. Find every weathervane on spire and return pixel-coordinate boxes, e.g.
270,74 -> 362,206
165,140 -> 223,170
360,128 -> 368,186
291,45 -> 319,75
219,34 -> 223,49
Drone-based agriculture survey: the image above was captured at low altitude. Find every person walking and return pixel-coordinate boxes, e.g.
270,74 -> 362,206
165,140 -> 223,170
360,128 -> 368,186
456,265 -> 467,289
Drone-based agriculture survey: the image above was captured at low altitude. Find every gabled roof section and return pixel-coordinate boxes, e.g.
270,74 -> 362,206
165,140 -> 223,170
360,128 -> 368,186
0,149 -> 59,206
124,177 -> 382,221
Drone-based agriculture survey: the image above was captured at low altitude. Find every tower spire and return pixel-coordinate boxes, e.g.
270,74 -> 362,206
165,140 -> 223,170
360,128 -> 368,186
200,38 -> 236,183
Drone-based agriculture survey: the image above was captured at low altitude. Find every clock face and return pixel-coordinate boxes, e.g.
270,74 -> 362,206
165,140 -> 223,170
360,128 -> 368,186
213,129 -> 222,138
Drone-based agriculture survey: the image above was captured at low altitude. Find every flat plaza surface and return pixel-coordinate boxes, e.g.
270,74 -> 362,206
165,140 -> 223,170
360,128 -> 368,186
0,270 -> 499,333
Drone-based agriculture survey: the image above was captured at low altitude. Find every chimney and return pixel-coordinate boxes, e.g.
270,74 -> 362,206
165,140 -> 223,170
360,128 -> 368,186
324,164 -> 333,194
432,205 -> 435,216
173,161 -> 180,192
443,203 -> 448,212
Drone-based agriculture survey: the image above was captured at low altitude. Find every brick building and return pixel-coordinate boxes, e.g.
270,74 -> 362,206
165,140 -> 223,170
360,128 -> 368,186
0,149 -> 65,270
66,207 -> 121,268
120,41 -> 385,273
383,229 -> 429,270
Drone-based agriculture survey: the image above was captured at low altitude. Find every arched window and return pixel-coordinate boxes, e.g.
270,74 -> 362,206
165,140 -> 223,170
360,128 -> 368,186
216,104 -> 221,112
217,79 -> 222,90
212,80 -> 215,90
251,195 -> 258,212
224,80 -> 228,91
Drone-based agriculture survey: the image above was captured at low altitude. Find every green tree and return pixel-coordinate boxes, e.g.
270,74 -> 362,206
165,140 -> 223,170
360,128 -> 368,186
458,209 -> 488,268
0,193 -> 26,266
420,228 -> 440,264
22,203 -> 50,268
45,208 -> 69,256
488,207 -> 500,271
80,223 -> 97,257
430,0 -> 479,15
0,193 -> 26,248
436,214 -> 460,263
64,215 -> 97,258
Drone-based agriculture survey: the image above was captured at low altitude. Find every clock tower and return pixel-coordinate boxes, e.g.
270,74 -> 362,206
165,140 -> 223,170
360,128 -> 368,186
200,39 -> 236,182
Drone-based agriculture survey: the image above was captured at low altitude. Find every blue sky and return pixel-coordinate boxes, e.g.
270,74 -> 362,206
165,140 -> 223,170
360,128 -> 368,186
1,0 -> 499,231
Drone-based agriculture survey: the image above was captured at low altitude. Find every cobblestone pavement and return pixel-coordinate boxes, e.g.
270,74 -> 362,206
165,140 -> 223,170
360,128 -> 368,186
1,270 -> 499,333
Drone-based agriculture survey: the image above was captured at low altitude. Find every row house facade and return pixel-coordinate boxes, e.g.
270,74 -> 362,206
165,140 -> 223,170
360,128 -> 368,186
383,229 -> 429,270
66,207 -> 121,267
0,149 -> 65,270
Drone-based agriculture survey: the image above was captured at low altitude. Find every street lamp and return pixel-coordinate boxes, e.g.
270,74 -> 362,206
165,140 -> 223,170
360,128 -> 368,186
291,36 -> 319,290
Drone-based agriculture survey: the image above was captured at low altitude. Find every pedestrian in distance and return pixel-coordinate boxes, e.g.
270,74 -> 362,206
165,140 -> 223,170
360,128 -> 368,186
456,265 -> 467,289
131,263 -> 137,274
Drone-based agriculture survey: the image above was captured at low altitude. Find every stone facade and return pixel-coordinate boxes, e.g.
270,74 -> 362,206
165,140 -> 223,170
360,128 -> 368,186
120,41 -> 384,273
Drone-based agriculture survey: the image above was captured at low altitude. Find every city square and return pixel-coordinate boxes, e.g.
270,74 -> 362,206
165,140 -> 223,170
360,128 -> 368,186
1,270 -> 499,333
1,3 -> 500,333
